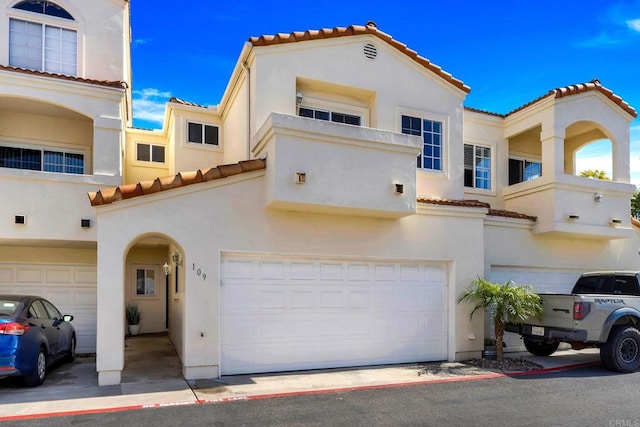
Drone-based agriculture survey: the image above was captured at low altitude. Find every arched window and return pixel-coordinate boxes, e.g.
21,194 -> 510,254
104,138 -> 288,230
13,1 -> 74,20
9,1 -> 77,75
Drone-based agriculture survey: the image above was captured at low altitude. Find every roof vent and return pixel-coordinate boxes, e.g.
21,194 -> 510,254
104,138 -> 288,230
363,43 -> 378,60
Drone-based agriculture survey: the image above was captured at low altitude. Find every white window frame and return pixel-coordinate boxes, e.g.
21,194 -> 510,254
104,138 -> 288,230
297,96 -> 369,127
0,142 -> 85,175
8,6 -> 80,76
464,143 -> 493,191
132,265 -> 159,300
398,108 -> 447,174
135,142 -> 166,164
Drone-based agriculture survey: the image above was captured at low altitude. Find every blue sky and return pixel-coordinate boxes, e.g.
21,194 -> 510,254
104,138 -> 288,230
129,0 -> 640,183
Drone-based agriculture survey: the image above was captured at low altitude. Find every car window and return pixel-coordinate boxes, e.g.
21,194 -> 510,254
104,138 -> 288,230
28,300 -> 49,319
41,300 -> 62,320
572,275 -> 614,294
0,300 -> 19,316
613,276 -> 640,295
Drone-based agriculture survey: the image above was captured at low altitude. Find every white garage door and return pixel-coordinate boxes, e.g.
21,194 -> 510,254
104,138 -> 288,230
220,255 -> 448,375
488,266 -> 583,352
0,263 -> 97,354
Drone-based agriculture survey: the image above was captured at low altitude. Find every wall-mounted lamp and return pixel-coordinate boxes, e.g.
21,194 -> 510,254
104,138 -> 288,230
610,218 -> 622,225
394,183 -> 404,194
594,193 -> 604,203
172,251 -> 182,266
14,214 -> 26,225
567,214 -> 580,221
162,262 -> 171,276
295,172 -> 306,184
80,219 -> 91,228
296,92 -> 304,106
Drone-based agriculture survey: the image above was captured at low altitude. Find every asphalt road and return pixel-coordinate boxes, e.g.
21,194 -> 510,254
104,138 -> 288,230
5,365 -> 640,427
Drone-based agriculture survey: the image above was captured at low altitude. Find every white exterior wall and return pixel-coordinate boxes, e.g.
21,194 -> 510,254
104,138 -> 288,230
0,0 -> 129,82
249,36 -> 467,201
94,173 -> 488,383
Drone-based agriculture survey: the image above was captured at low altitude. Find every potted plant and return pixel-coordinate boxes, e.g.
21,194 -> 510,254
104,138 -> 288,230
126,303 -> 143,336
457,278 -> 543,366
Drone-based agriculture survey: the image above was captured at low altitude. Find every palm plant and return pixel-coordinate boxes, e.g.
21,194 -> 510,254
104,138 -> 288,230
457,278 -> 543,365
126,303 -> 143,325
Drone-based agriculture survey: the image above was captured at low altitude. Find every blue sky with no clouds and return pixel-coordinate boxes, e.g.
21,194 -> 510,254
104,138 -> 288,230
128,0 -> 640,184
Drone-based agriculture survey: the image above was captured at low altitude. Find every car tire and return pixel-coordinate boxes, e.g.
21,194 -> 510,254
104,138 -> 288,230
523,338 -> 560,356
23,348 -> 46,387
600,325 -> 640,373
64,335 -> 76,363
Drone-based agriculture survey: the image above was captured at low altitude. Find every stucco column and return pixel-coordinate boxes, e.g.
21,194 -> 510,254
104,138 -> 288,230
612,127 -> 631,183
96,234 -> 126,386
540,126 -> 565,181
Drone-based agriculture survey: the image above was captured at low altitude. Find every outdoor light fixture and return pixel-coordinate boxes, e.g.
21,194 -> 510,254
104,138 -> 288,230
394,183 -> 404,194
14,214 -> 25,224
172,251 -> 182,266
162,262 -> 171,276
296,92 -> 304,106
567,214 -> 580,220
295,172 -> 306,184
594,193 -> 604,202
610,218 -> 622,225
81,219 -> 91,228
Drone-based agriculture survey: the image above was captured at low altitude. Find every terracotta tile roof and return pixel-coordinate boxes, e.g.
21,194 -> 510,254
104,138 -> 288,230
88,159 -> 266,206
632,218 -> 640,229
488,209 -> 537,222
0,64 -> 127,89
169,97 -> 209,109
249,23 -> 470,94
417,198 -> 536,222
505,79 -> 637,118
465,79 -> 636,119
417,198 -> 490,209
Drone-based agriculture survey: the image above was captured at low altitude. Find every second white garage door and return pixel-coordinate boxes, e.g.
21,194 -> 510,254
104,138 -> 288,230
220,255 -> 448,375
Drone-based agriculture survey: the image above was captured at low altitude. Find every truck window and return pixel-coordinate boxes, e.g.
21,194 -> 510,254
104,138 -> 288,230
613,276 -> 640,295
572,275 -> 614,294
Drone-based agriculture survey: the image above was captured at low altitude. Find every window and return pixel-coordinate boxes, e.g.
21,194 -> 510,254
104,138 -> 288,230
299,107 -> 361,126
135,268 -> 156,296
9,2 -> 77,76
0,146 -> 84,174
464,144 -> 491,190
401,115 -> 442,170
136,143 -> 165,163
188,122 -> 219,145
509,158 -> 541,185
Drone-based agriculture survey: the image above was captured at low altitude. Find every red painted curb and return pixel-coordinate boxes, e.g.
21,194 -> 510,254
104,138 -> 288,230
0,360 -> 601,421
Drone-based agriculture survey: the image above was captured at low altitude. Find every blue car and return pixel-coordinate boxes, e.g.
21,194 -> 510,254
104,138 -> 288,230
0,295 -> 76,386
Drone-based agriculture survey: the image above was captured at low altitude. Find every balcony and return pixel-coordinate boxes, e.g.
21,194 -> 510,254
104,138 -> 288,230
503,174 -> 635,239
251,113 -> 421,218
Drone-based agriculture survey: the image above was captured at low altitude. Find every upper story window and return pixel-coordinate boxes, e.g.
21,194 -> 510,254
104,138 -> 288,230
401,115 -> 442,171
9,1 -> 77,75
0,145 -> 84,174
188,122 -> 219,146
299,106 -> 361,126
136,143 -> 165,163
464,144 -> 491,190
509,158 -> 541,185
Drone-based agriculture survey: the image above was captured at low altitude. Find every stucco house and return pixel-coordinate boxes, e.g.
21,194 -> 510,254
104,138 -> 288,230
1,1 -> 639,387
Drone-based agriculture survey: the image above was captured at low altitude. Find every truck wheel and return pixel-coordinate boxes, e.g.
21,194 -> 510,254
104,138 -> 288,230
600,326 -> 640,373
523,338 -> 560,356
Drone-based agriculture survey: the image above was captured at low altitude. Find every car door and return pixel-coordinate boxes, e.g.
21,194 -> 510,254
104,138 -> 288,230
41,299 -> 69,359
27,300 -> 59,357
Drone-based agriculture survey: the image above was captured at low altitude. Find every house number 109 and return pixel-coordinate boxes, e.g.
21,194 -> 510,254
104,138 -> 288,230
192,263 -> 207,280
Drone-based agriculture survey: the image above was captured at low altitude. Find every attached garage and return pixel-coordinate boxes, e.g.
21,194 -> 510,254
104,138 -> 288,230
0,263 -> 97,354
220,254 -> 448,375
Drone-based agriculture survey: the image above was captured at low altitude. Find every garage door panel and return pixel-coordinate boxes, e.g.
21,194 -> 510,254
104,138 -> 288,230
0,263 -> 97,354
221,255 -> 448,375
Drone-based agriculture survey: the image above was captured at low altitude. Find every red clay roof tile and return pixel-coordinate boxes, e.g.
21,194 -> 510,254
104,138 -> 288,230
488,209 -> 537,222
0,64 -> 127,89
417,198 -> 491,209
249,23 -> 470,94
88,159 -> 267,206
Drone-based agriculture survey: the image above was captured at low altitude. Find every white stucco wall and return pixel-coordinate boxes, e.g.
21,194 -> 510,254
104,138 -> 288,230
94,172 -> 488,383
